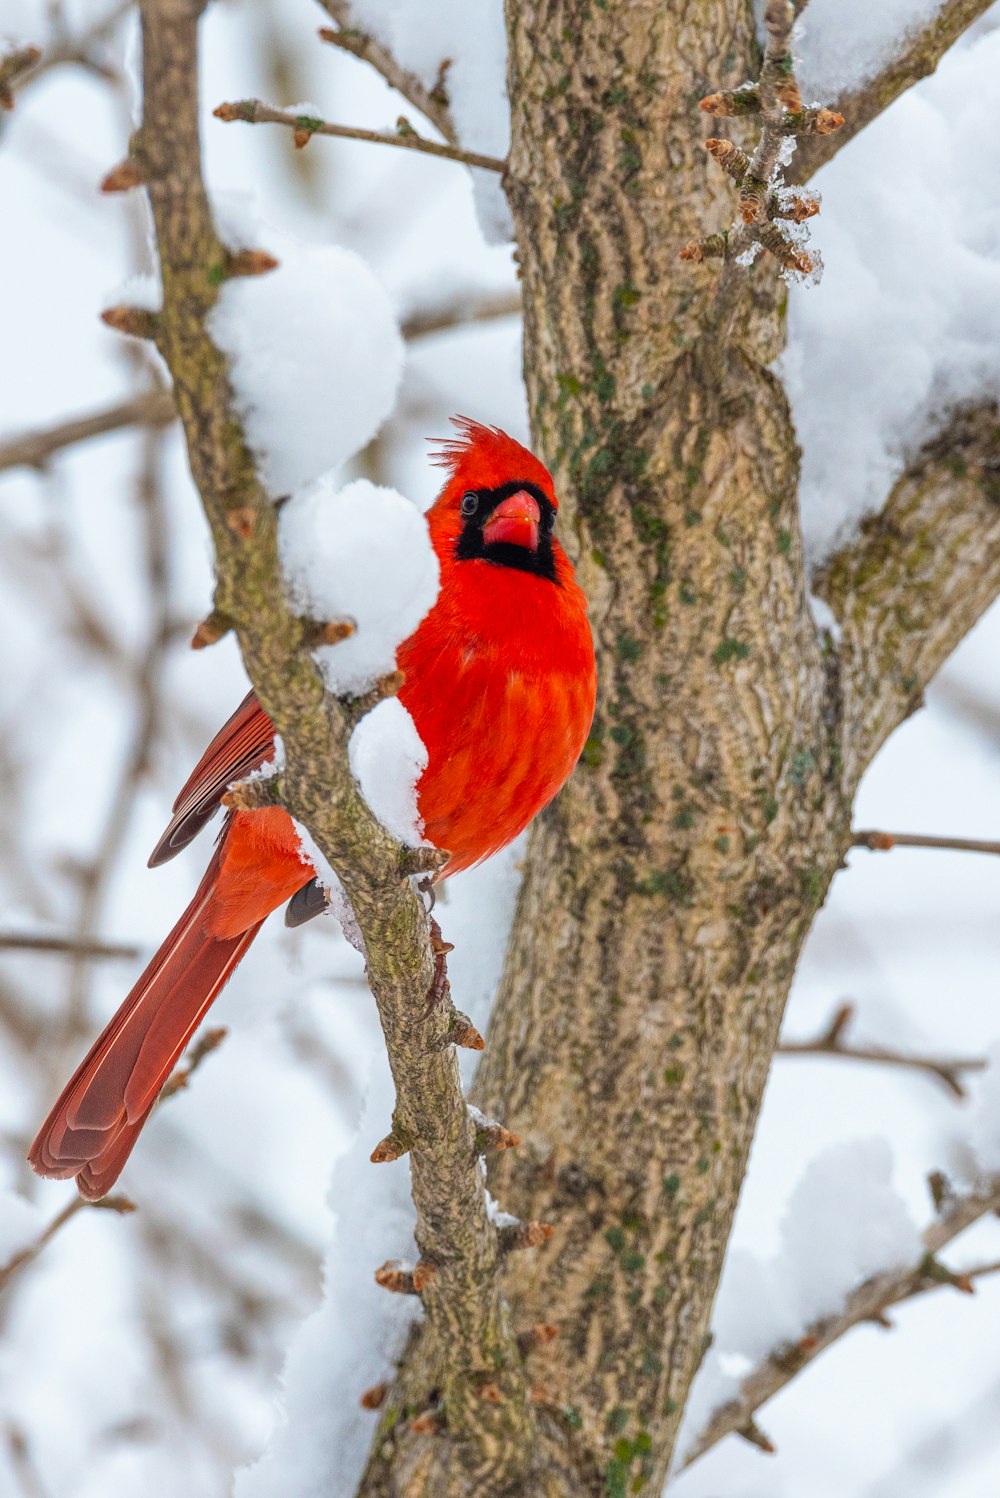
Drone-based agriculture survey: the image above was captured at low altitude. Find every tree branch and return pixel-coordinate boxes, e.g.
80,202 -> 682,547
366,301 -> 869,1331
400,288 -> 521,342
814,403 -> 1000,782
315,2 -> 455,141
777,1002 -> 986,1099
134,0 -> 532,1477
0,389 -> 176,475
0,932 -> 140,960
793,0 -> 996,182
685,1170 -> 1000,1466
213,99 -> 506,173
853,829 -> 1000,858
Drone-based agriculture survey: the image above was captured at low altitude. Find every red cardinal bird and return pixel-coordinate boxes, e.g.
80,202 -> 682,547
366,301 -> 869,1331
29,419 -> 596,1199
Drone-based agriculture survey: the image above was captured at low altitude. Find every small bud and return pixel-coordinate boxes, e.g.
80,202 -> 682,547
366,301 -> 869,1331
449,1010 -> 485,1051
304,617 -> 356,647
190,609 -> 232,650
370,1132 -> 409,1164
100,158 -> 146,193
360,1383 -> 387,1410
474,1122 -> 520,1153
101,306 -> 159,341
213,101 -> 255,123
738,1418 -> 776,1454
698,85 -> 760,118
374,1261 -> 417,1295
410,1410 -> 444,1435
704,137 -> 748,184
477,1382 -> 504,1404
227,248 -> 280,277
293,127 -> 312,150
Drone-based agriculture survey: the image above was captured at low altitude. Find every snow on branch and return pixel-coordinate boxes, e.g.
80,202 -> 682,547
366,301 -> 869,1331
684,1165 -> 1000,1467
126,0 -> 537,1477
792,0 -> 997,183
213,99 -> 506,174
316,1 -> 455,141
681,0 -> 842,349
813,403 -> 1000,782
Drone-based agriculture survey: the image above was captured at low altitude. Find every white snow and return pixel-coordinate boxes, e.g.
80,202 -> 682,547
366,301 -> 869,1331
349,0 -> 513,242
209,215 -> 404,496
786,23 -> 1000,562
349,697 -> 428,846
234,1046 -> 419,1498
278,475 -> 439,695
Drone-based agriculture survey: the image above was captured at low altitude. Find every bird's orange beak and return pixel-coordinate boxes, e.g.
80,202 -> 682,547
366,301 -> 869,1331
482,491 -> 541,551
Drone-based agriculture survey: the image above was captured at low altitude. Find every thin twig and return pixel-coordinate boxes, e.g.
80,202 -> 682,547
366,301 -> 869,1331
686,1170 -> 1000,1466
777,1003 -> 985,1099
0,389 -> 176,476
315,2 -> 455,140
0,932 -> 140,960
0,1195 -> 135,1293
792,0 -> 996,182
212,99 -> 506,173
853,830 -> 1000,858
401,288 -> 521,341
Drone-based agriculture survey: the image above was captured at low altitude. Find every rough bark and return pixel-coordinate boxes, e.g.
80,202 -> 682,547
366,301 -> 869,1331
356,3 -> 1000,1495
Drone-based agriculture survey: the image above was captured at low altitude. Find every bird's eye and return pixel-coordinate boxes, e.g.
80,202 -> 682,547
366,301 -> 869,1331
460,491 -> 480,517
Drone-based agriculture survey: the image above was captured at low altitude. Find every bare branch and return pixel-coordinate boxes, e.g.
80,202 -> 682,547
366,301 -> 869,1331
778,1002 -> 986,1099
853,829 -> 1000,858
0,1195 -> 135,1295
401,288 -> 521,341
0,932 -> 140,960
686,1171 -> 1000,1466
315,2 -> 455,140
213,99 -> 506,173
136,0 -> 532,1473
793,0 -> 996,182
815,404 -> 1000,781
0,389 -> 176,476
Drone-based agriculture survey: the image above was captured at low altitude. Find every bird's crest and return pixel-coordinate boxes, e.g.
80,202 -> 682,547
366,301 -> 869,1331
429,416 -> 558,507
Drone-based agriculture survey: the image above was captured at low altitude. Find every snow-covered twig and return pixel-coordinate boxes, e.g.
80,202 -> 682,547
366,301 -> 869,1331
792,0 -> 997,182
681,0 -> 840,355
0,389 -> 176,475
778,1003 -> 985,1100
315,2 -> 455,141
685,1171 -> 1000,1467
131,0 -> 535,1475
213,99 -> 506,174
0,46 -> 41,109
853,829 -> 1000,859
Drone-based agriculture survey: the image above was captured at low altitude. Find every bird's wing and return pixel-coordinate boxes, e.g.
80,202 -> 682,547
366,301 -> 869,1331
147,691 -> 276,867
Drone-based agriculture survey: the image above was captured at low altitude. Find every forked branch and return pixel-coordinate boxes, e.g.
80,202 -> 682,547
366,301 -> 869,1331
686,1170 -> 1000,1465
315,1 -> 455,141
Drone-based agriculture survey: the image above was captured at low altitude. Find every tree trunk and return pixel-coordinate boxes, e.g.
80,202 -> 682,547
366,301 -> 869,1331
355,2 -> 865,1494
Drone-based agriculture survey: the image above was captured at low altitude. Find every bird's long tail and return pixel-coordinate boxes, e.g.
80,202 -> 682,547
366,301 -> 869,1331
29,839 -> 265,1201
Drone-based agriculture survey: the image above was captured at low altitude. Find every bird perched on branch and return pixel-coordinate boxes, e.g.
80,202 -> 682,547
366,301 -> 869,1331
29,419 -> 597,1200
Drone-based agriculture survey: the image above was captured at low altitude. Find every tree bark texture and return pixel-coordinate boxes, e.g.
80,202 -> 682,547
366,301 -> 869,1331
358,2 -> 1000,1495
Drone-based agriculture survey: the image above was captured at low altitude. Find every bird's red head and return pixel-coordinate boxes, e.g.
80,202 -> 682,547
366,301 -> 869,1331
428,416 -> 563,582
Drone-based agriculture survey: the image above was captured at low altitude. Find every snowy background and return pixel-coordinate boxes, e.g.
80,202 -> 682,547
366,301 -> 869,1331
1,2 -> 1000,1496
